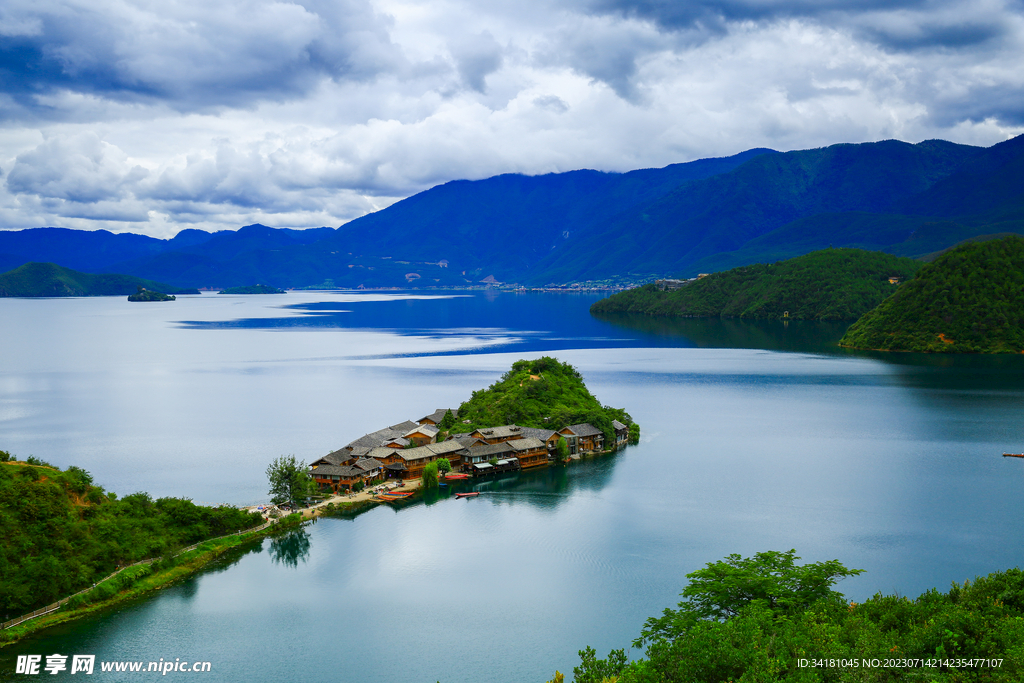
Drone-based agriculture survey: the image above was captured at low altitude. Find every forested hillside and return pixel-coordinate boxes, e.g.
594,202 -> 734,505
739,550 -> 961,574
0,262 -> 198,297
839,236 -> 1024,353
0,453 -> 262,615
591,249 -> 922,320
453,357 -> 635,447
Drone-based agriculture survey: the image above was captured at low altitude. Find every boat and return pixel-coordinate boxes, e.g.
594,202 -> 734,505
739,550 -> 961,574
377,491 -> 414,500
455,492 -> 480,499
1003,453 -> 1024,458
443,473 -> 470,480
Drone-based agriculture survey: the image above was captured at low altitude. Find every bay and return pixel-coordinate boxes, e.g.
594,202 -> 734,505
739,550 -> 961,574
2,290 -> 1024,682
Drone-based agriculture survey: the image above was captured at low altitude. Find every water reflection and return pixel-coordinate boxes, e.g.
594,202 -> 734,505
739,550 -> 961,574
268,529 -> 312,568
592,312 -> 851,353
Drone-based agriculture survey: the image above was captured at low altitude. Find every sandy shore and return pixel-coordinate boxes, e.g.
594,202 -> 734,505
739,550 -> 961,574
298,478 -> 423,519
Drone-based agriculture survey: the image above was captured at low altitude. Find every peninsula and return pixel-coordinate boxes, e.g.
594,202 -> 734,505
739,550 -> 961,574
839,235 -> 1024,353
590,248 -> 921,321
0,262 -> 199,298
308,357 -> 639,493
218,284 -> 286,294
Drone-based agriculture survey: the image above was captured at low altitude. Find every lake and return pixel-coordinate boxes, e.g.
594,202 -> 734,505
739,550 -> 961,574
2,290 -> 1024,682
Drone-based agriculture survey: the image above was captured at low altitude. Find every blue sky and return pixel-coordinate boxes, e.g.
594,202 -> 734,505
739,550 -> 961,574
1,0 -> 1022,237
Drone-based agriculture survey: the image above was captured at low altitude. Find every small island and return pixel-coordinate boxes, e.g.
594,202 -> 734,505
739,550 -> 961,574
218,284 -> 286,294
839,235 -> 1024,353
128,287 -> 175,302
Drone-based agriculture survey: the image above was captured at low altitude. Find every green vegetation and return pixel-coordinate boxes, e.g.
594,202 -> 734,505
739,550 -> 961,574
452,357 -> 636,449
563,550 -> 1024,682
0,457 -> 263,617
266,455 -> 314,508
840,236 -> 1024,353
218,284 -> 286,294
0,262 -> 198,297
592,249 -> 922,321
436,458 -> 452,475
421,461 -> 439,488
127,286 -> 175,301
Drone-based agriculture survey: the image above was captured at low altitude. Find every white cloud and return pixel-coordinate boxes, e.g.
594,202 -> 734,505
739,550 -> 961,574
0,0 -> 1021,237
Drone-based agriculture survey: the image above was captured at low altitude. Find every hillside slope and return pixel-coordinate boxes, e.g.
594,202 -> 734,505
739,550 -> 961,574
0,262 -> 198,297
591,249 -> 922,320
453,357 -> 635,446
839,236 -> 1024,352
0,455 -> 261,614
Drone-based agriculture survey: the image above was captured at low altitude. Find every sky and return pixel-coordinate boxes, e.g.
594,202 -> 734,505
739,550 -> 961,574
1,0 -> 1022,238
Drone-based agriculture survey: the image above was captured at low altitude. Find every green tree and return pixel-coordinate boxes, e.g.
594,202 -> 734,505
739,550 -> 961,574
439,409 -> 456,431
266,455 -> 313,508
636,549 -> 863,646
0,449 -> 12,462
574,646 -> 628,683
555,437 -> 570,464
436,457 -> 452,475
421,461 -> 439,488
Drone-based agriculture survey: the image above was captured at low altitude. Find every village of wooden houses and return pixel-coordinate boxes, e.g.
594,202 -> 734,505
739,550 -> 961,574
309,409 -> 631,493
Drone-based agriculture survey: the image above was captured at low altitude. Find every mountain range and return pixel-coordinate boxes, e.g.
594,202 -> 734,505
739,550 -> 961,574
1,135 -> 1022,289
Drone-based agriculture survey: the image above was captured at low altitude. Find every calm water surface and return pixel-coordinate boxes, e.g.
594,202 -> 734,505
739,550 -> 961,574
2,291 -> 1024,682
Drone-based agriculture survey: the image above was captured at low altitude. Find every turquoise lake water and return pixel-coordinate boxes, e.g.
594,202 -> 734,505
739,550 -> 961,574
2,290 -> 1024,682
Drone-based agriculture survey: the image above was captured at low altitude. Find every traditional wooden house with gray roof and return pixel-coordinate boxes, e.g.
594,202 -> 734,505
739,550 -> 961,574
403,423 -> 439,446
469,424 -> 525,444
558,423 -> 604,455
508,437 -> 549,468
520,427 -> 560,452
418,408 -> 458,426
611,420 -> 629,448
396,440 -> 468,479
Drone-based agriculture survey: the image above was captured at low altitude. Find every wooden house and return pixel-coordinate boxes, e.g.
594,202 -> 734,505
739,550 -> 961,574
470,425 -> 525,445
558,423 -> 604,455
417,409 -> 458,426
611,420 -> 629,448
403,424 -> 439,446
396,440 -> 468,479
508,437 -> 549,469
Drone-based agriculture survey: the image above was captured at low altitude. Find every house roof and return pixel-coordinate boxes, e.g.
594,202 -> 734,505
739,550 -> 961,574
311,464 -> 348,477
611,420 -> 628,431
471,442 -> 516,458
397,440 -> 467,463
472,425 -> 524,440
451,434 -> 486,448
563,423 -> 603,437
520,427 -> 556,441
389,420 -> 420,433
509,437 -> 546,452
366,446 -> 400,460
404,424 -> 439,438
354,458 -> 385,472
418,408 -> 457,424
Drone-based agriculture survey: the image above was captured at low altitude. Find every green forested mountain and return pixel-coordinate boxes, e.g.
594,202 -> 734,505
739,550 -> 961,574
0,262 -> 198,297
1,135 -> 1022,288
591,249 -> 922,320
453,357 -> 634,446
0,454 -> 262,615
839,236 -> 1024,353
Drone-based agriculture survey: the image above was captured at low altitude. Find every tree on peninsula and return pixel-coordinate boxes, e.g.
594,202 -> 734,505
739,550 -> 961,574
266,455 -> 313,508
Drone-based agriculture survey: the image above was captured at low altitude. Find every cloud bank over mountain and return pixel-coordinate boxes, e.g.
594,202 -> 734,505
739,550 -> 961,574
0,0 -> 1022,236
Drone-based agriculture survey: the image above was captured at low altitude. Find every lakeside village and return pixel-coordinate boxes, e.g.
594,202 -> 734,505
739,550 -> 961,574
306,409 -> 631,497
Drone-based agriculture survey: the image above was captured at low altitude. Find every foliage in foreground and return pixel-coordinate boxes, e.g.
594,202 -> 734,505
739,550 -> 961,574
840,236 -> 1024,352
452,357 -> 635,448
0,457 -> 263,616
591,249 -> 922,321
566,550 -> 1024,683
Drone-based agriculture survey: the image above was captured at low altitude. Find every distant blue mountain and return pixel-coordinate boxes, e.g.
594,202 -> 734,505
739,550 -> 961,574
1,135 -> 1022,287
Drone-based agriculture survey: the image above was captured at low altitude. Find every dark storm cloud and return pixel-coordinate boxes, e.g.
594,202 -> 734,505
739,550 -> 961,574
579,0 -> 1013,52
0,0 -> 404,117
